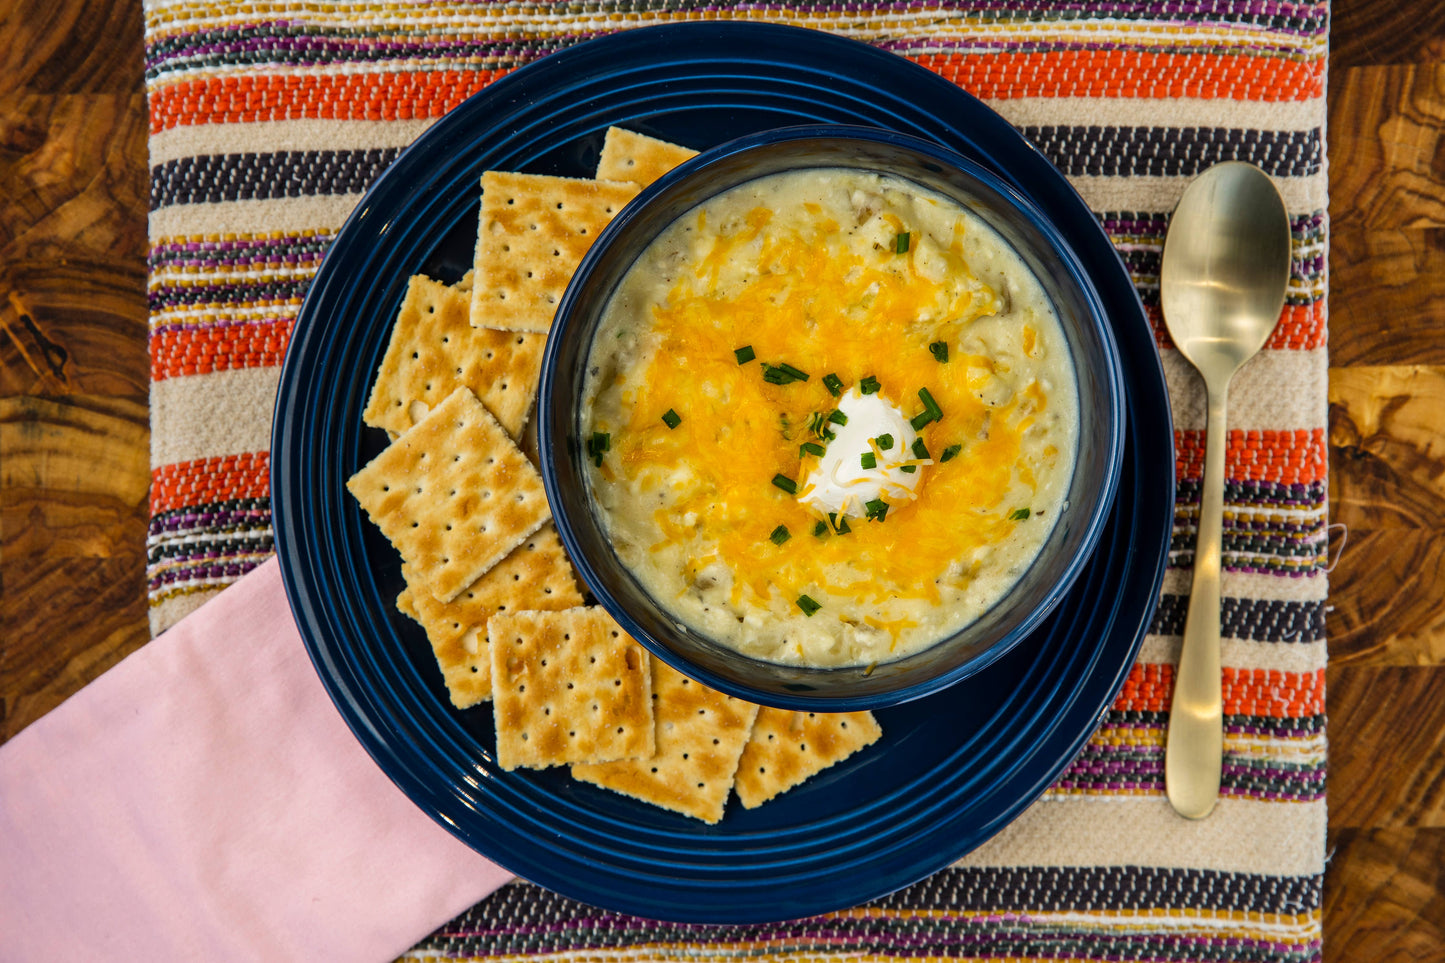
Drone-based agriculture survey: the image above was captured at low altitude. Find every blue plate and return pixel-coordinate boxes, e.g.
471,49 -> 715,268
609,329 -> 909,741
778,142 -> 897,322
273,22 -> 1173,924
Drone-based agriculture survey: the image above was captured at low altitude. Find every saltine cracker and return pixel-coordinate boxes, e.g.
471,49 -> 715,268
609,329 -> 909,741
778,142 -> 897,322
488,607 -> 655,770
469,171 -> 640,333
346,386 -> 550,603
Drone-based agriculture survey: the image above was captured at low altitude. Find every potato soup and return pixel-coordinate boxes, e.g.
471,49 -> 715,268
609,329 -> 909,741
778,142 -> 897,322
581,168 -> 1078,667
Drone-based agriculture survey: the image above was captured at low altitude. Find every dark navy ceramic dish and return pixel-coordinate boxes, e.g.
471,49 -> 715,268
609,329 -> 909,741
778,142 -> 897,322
539,126 -> 1126,712
272,22 -> 1174,924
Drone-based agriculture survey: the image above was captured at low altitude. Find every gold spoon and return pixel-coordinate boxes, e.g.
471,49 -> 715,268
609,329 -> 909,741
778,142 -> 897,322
1159,162 -> 1292,820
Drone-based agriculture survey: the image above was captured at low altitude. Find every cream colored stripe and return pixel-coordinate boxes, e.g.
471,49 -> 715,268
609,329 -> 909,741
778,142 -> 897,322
1136,634 -> 1327,673
986,96 -> 1324,133
149,588 -> 222,637
149,366 -> 280,468
1162,569 -> 1328,602
148,194 -> 363,243
960,795 -> 1326,875
1163,348 -> 1328,432
142,3 -> 1327,49
1070,172 -> 1327,216
149,118 -> 438,167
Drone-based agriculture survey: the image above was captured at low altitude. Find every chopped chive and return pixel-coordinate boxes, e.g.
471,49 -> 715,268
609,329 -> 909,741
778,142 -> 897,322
864,498 -> 890,522
911,437 -> 930,460
661,408 -> 681,429
822,373 -> 844,397
772,474 -> 798,495
929,341 -> 949,363
763,361 -> 810,384
900,464 -> 918,473
860,452 -> 877,470
813,520 -> 829,537
894,231 -> 910,254
828,512 -> 852,535
940,444 -> 962,462
770,524 -> 792,545
909,410 -> 935,431
1009,507 -> 1032,521
919,386 -> 943,420
797,594 -> 822,617
827,409 -> 848,426
734,345 -> 756,364
875,433 -> 894,451
586,431 -> 610,467
777,362 -> 808,381
800,441 -> 826,457
859,375 -> 881,395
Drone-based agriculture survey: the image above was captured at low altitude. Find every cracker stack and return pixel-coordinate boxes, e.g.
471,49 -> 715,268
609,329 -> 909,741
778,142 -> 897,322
396,525 -> 582,709
362,274 -> 545,439
346,128 -> 885,823
573,662 -> 760,824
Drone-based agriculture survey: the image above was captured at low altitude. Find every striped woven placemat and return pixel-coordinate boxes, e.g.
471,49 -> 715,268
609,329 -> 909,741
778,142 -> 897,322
143,2 -> 1329,959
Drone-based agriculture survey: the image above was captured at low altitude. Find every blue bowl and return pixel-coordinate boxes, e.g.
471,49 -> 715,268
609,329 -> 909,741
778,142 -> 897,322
539,125 -> 1127,711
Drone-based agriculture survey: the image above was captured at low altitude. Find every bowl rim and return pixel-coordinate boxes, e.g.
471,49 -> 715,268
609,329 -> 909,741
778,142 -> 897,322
538,123 -> 1128,711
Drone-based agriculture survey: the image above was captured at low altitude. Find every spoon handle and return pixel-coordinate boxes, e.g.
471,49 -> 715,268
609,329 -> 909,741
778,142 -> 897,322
1165,382 -> 1227,819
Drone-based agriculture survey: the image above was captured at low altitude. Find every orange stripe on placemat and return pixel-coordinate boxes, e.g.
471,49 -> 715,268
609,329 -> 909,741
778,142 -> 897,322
909,50 -> 1324,102
1175,428 -> 1326,486
151,320 -> 295,382
148,69 -> 515,134
147,49 -> 1324,133
151,452 -> 270,515
1115,662 -> 1325,717
1151,302 -> 1326,352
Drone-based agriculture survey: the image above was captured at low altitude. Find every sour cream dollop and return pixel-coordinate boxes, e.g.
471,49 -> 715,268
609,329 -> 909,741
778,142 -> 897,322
798,387 -> 925,518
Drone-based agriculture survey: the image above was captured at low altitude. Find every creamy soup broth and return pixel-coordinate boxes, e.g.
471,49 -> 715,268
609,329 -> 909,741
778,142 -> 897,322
582,168 -> 1078,667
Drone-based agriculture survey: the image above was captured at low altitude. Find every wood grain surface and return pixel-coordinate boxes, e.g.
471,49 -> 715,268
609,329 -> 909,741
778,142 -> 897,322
1,0 -> 1442,958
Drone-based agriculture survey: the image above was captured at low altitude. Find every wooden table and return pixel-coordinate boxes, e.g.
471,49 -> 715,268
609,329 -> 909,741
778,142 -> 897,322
2,0 -> 1441,956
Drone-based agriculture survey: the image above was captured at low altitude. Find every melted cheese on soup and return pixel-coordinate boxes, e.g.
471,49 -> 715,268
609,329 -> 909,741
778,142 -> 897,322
582,169 -> 1078,667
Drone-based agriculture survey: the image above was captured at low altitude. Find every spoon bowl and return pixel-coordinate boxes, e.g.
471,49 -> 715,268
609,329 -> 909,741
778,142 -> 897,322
1159,162 -> 1292,819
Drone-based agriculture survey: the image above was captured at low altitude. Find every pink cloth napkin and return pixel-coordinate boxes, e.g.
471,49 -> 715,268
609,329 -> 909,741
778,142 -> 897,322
0,558 -> 511,961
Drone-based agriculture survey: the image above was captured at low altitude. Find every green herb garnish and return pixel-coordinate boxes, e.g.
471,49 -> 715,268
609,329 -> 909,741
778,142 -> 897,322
800,441 -> 826,458
734,345 -> 756,364
859,375 -> 881,395
586,431 -> 610,467
771,474 -> 798,495
822,373 -> 844,397
770,525 -> 792,545
808,411 -> 835,440
1009,507 -> 1032,521
827,409 -> 848,426
661,408 -> 681,429
875,433 -> 894,451
860,452 -> 877,470
797,595 -> 822,617
864,498 -> 889,522
894,231 -> 910,254
763,361 -> 810,385
909,387 -> 944,430
900,465 -> 918,473
940,444 -> 961,462
813,520 -> 829,537
828,512 -> 852,535
911,437 -> 930,460
929,341 -> 949,363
